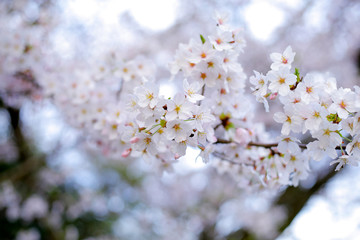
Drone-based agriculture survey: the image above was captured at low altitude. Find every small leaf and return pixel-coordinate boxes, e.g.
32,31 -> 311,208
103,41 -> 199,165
327,113 -> 342,124
294,68 -> 301,83
225,122 -> 235,131
200,34 -> 206,44
294,68 -> 299,76
160,119 -> 167,128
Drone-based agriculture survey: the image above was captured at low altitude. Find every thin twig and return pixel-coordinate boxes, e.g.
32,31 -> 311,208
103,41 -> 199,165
212,151 -> 253,166
215,138 -> 346,150
116,79 -> 124,100
197,84 -> 206,106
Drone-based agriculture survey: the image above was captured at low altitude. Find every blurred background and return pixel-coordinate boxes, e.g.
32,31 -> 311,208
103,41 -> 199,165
1,0 -> 360,239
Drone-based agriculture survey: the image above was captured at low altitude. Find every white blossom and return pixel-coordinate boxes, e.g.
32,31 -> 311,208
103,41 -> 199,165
270,46 -> 296,70
267,67 -> 297,96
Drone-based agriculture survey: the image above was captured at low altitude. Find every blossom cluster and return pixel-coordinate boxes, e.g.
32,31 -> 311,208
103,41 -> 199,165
0,2 -> 55,107
3,2 -> 360,239
2,3 -> 360,190
44,12 -> 285,188
250,46 -> 360,181
168,14 -> 285,188
122,13 -> 248,164
46,54 -> 157,159
122,80 -> 216,162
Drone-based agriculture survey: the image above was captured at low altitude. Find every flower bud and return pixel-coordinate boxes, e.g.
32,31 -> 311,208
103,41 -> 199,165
130,137 -> 140,144
121,148 -> 132,158
269,92 -> 278,100
233,128 -> 251,146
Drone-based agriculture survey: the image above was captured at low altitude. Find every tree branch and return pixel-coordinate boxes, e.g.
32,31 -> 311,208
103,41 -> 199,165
214,138 -> 346,150
275,165 -> 338,235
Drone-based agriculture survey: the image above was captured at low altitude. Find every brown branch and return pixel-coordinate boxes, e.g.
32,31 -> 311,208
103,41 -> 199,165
0,96 -> 42,178
213,123 -> 222,130
6,104 -> 32,160
275,165 -> 338,236
214,138 -> 346,150
0,155 -> 44,183
222,165 -> 339,240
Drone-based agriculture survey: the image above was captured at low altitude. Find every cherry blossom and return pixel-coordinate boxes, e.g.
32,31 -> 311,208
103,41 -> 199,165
183,79 -> 204,103
270,46 -> 296,70
3,4 -> 360,200
328,87 -> 358,119
267,66 -> 297,96
166,93 -> 194,121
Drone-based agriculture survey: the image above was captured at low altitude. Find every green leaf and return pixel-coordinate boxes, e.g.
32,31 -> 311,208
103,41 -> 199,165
160,119 -> 167,128
326,113 -> 342,124
219,112 -> 231,120
200,34 -> 206,44
294,68 -> 299,76
294,68 -> 301,83
225,122 -> 235,131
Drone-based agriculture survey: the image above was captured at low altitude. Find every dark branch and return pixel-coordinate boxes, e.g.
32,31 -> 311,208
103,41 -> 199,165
275,165 -> 338,236
215,138 -> 346,150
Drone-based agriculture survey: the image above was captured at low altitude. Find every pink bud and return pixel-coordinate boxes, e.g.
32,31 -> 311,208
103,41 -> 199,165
130,137 -> 140,144
121,148 -> 132,158
234,128 -> 251,146
269,92 -> 278,100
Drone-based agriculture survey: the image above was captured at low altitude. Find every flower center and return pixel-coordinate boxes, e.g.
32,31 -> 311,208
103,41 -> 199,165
339,100 -> 347,109
200,73 -> 207,80
146,92 -> 154,100
323,129 -> 331,136
144,137 -> 152,145
173,124 -> 181,131
175,105 -> 181,113
279,78 -> 285,84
